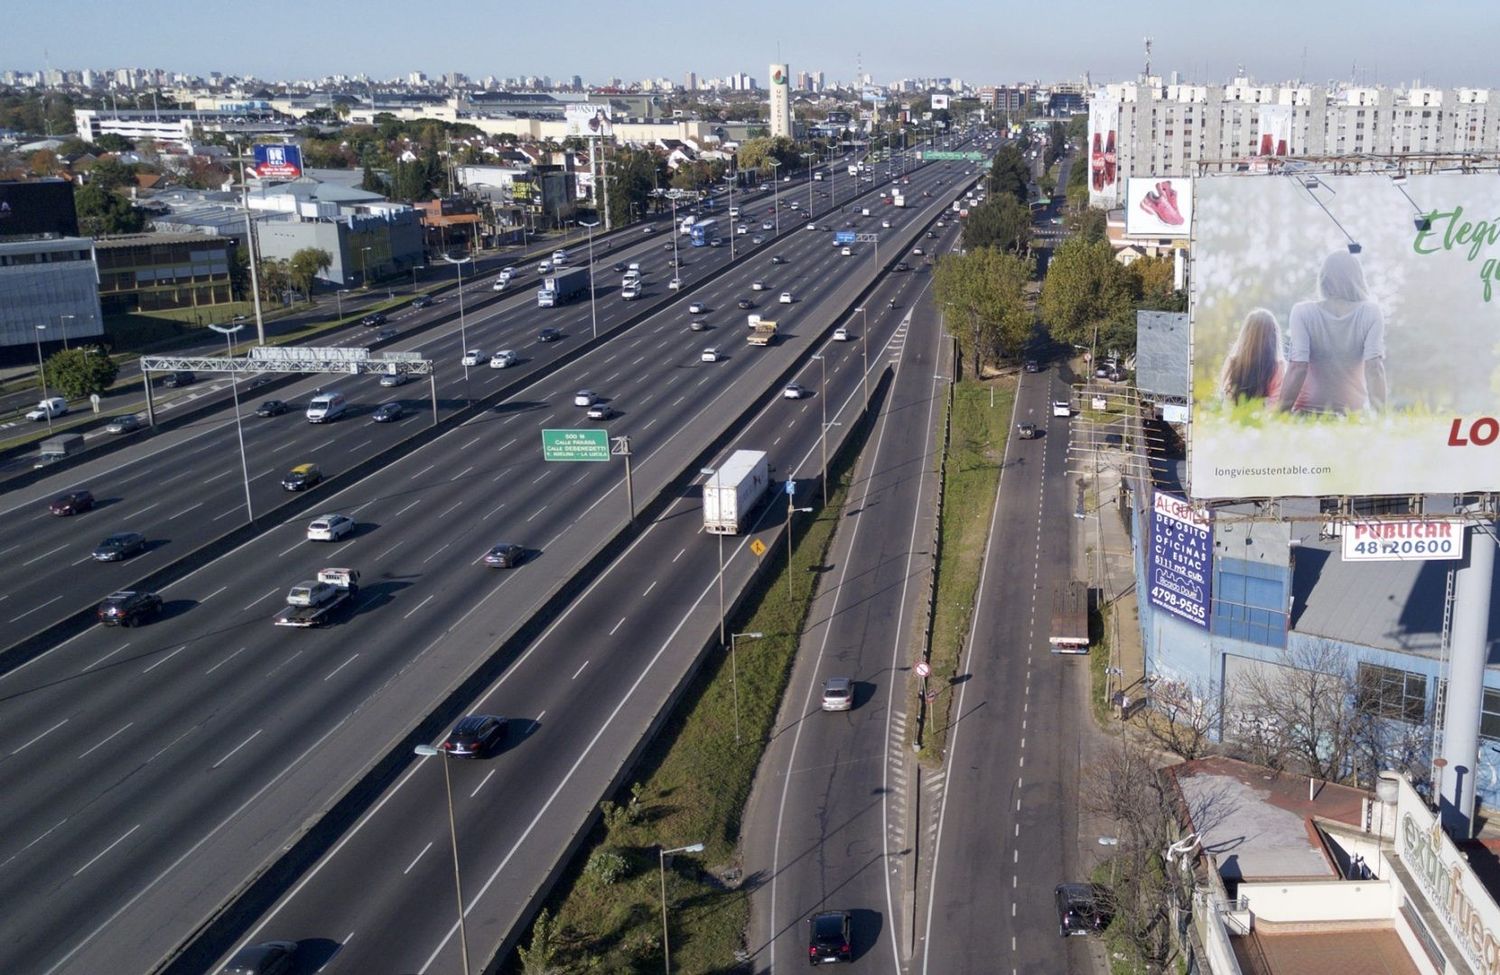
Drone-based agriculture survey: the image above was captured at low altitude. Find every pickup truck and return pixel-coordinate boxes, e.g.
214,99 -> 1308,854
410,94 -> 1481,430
746,314 -> 777,347
273,568 -> 360,627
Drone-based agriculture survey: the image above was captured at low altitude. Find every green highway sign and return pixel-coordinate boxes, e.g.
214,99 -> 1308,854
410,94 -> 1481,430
922,151 -> 985,161
541,428 -> 610,462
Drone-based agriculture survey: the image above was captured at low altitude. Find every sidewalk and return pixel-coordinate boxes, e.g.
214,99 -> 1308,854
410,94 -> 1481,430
1078,436 -> 1146,706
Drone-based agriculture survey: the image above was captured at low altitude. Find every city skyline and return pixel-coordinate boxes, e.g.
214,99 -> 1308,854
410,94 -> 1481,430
4,0 -> 1500,88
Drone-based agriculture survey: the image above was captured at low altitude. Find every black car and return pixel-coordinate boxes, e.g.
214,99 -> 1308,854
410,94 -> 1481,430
1023,359 -> 1041,373
219,940 -> 298,975
808,911 -> 852,965
160,370 -> 195,388
92,531 -> 146,562
926,230 -> 938,239
97,589 -> 163,627
612,262 -> 628,273
440,714 -> 509,757
411,295 -> 433,309
483,542 -> 525,568
538,327 -> 563,343
50,490 -> 95,516
255,400 -> 289,417
1018,422 -> 1039,440
771,255 -> 787,265
894,261 -> 910,271
1056,884 -> 1105,936
373,402 -> 404,423
737,299 -> 755,309
361,313 -> 387,327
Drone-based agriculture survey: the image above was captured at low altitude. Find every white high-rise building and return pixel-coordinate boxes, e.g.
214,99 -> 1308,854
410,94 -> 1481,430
769,62 -> 792,139
1087,76 -> 1500,208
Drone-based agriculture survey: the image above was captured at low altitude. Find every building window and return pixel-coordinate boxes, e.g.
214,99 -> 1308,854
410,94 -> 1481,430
1210,557 -> 1288,648
1356,663 -> 1427,723
1482,688 -> 1500,741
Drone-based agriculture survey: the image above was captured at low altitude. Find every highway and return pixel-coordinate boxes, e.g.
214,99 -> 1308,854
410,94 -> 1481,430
215,186 -> 963,975
0,149 -> 983,975
0,165 -> 894,652
739,225 -> 953,972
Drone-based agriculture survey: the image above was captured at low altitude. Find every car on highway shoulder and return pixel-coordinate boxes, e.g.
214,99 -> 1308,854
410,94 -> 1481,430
440,714 -> 509,757
97,589 -> 163,627
700,347 -> 722,363
573,389 -> 597,407
489,350 -> 518,369
461,349 -> 484,367
218,939 -> 299,975
821,677 -> 853,711
307,513 -> 355,542
372,402 -> 404,423
808,910 -> 853,965
783,383 -> 810,400
50,490 -> 95,515
538,327 -> 563,343
106,414 -> 143,434
92,531 -> 146,562
1056,883 -> 1105,936
281,463 -> 322,491
483,543 -> 526,568
255,399 -> 289,417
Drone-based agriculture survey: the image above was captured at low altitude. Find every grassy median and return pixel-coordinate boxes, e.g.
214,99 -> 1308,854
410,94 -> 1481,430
510,384 -> 888,975
916,374 -> 1016,761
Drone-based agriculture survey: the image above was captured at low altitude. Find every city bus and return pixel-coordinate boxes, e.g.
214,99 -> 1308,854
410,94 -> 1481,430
689,218 -> 719,247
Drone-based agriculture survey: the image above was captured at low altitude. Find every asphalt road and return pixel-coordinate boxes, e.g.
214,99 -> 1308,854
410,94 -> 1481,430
738,230 -> 954,973
0,150 -> 981,975
217,192 -> 962,975
0,162 -> 907,650
918,341 -> 1087,972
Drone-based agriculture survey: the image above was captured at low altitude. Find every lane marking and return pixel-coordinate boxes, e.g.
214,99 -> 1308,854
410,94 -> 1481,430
11,718 -> 68,755
142,645 -> 186,674
72,824 -> 141,877
572,661 -> 589,680
211,729 -> 264,769
324,654 -> 360,681
404,842 -> 433,875
205,647 -> 248,675
77,722 -> 135,759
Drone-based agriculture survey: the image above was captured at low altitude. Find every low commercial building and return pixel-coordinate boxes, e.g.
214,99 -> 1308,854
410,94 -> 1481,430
0,236 -> 104,363
93,231 -> 234,314
247,176 -> 424,286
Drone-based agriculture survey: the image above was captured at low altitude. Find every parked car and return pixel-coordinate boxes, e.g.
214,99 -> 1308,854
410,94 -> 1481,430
106,414 -> 143,434
1056,884 -> 1105,936
372,402 -> 405,423
92,531 -> 146,562
440,714 -> 509,757
96,589 -> 163,627
50,490 -> 95,515
808,911 -> 853,965
255,400 -> 289,417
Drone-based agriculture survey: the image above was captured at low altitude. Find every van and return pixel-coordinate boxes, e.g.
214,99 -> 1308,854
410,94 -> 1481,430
305,391 -> 347,423
26,397 -> 68,421
728,206 -> 741,218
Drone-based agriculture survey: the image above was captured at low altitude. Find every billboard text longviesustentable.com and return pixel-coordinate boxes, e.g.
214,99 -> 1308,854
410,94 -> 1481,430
1191,173 -> 1500,499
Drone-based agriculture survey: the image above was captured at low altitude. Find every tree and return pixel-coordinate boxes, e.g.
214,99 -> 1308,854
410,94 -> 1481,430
1143,678 -> 1222,761
516,908 -> 562,975
961,196 -> 1032,256
1066,206 -> 1108,244
1124,255 -> 1184,313
933,247 -> 1034,376
605,147 -> 663,227
1039,237 -> 1133,351
359,163 -> 386,195
987,143 -> 1030,204
288,247 -> 333,302
74,182 -> 146,236
88,156 -> 138,193
256,257 -> 291,304
46,347 -> 119,399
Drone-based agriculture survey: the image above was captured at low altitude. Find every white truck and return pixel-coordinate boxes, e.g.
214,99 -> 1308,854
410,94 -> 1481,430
1049,581 -> 1090,654
274,568 -> 361,627
892,193 -> 906,208
537,267 -> 589,308
703,450 -> 771,535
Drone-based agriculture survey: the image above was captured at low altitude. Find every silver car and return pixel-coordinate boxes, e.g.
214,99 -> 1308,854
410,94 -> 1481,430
821,677 -> 853,712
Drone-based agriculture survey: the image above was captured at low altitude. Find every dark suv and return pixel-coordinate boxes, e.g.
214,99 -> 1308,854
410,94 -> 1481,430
97,590 -> 163,626
92,531 -> 146,562
1055,884 -> 1105,936
440,714 -> 509,758
808,910 -> 852,965
219,940 -> 298,975
160,370 -> 195,388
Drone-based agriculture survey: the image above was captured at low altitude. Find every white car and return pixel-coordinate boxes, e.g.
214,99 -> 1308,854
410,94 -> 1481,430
833,327 -> 851,342
913,246 -> 925,256
1052,400 -> 1071,417
306,513 -> 355,542
669,277 -> 684,290
779,292 -> 794,304
736,224 -> 749,235
538,260 -> 551,274
489,350 -> 517,369
841,246 -> 853,256
379,372 -> 409,387
700,347 -> 721,363
461,349 -> 483,366
789,201 -> 800,210
492,277 -> 509,291
574,390 -> 597,407
881,219 -> 892,228
688,301 -> 706,315
621,285 -> 641,300
751,279 -> 766,291
783,383 -> 810,399
806,222 -> 818,231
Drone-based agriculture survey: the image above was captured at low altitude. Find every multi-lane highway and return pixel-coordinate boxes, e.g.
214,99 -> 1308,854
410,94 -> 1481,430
0,166 -> 896,651
0,146 -> 984,975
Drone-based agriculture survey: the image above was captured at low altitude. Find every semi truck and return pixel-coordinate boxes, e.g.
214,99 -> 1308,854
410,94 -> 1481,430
537,267 -> 589,308
274,568 -> 361,627
703,450 -> 771,535
1049,581 -> 1090,654
746,314 -> 777,346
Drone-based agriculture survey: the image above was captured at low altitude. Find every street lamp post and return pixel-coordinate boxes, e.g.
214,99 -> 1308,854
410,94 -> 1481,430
729,632 -> 764,745
580,220 -> 600,339
659,842 -> 705,975
769,160 -> 782,235
812,354 -> 828,505
803,152 -> 815,215
443,254 -> 474,404
786,493 -> 814,598
208,323 -> 254,522
58,313 -> 74,350
701,467 -> 728,648
855,306 -> 870,405
335,288 -> 350,321
360,246 -> 372,290
669,193 -> 681,281
34,325 -> 51,434
723,172 -> 736,260
415,744 -> 472,975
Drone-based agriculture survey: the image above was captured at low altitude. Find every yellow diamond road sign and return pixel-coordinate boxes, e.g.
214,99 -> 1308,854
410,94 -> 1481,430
749,539 -> 767,557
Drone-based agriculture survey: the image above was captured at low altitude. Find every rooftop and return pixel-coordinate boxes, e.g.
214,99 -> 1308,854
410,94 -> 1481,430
92,231 -> 230,249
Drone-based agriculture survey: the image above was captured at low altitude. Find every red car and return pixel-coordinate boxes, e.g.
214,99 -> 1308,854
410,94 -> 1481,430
49,490 -> 94,515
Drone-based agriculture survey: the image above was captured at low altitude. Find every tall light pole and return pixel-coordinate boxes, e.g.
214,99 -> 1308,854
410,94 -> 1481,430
857,306 -> 870,405
236,140 -> 266,345
580,220 -> 600,339
669,192 -> 682,281
803,152 -> 815,215
723,172 -> 736,260
208,323 -> 254,522
769,159 -> 782,235
787,493 -> 814,598
58,313 -> 74,350
812,354 -> 829,505
415,744 -> 472,975
360,245 -> 373,290
335,288 -> 350,321
729,632 -> 764,745
443,253 -> 473,404
34,325 -> 52,434
701,466 -> 727,648
659,842 -> 705,975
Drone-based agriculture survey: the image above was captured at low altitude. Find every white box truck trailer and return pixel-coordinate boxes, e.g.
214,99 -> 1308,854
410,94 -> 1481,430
702,449 -> 771,535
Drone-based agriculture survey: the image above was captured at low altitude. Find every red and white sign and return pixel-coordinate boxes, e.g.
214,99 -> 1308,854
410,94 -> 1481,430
1341,518 -> 1465,562
914,661 -> 931,678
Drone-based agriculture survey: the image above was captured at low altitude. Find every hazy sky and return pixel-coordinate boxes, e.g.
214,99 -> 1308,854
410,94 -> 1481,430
4,0 -> 1499,89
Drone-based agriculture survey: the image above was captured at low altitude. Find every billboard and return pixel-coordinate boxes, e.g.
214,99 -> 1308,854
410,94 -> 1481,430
1256,104 -> 1293,158
1087,89 -> 1119,207
1126,177 -> 1192,238
0,179 -> 79,238
1148,492 -> 1212,629
565,103 -> 613,138
252,143 -> 303,180
1340,518 -> 1464,562
1191,173 -> 1500,498
931,93 -> 950,110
